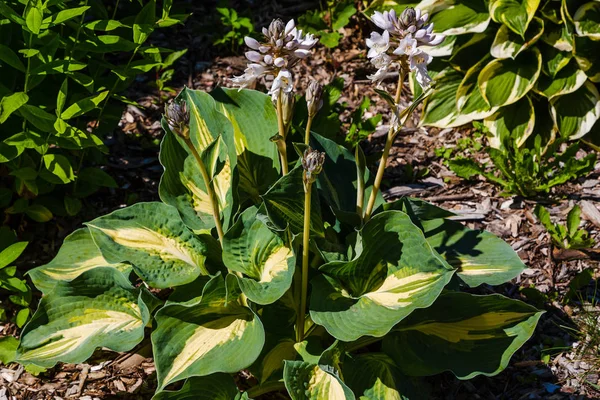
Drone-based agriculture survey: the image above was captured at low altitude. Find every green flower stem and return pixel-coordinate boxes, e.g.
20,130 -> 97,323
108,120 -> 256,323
246,381 -> 287,398
304,115 -> 313,145
355,146 -> 365,218
297,181 -> 312,342
183,137 -> 248,307
363,72 -> 406,222
276,95 -> 289,175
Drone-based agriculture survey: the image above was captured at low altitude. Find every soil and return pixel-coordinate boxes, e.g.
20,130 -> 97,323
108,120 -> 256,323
1,1 -> 599,399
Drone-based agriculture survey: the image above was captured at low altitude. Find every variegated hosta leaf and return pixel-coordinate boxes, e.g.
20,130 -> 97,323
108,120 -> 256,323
535,60 -> 588,100
420,218 -> 525,287
262,165 -> 325,237
160,132 -> 234,232
540,41 -> 572,78
254,339 -> 297,384
86,202 -> 216,289
489,0 -> 541,37
283,360 -> 355,400
574,36 -> 600,83
448,31 -> 495,72
574,2 -> 600,40
344,353 -> 422,400
223,206 -> 295,305
420,68 -> 464,128
484,96 -> 535,150
152,373 -> 241,400
429,0 -> 490,35
478,48 -> 542,108
28,228 -> 130,294
455,58 -> 498,121
310,211 -> 454,342
17,268 -> 149,367
211,88 -> 280,203
382,291 -> 543,379
491,17 -> 544,59
541,21 -> 573,52
419,35 -> 456,57
550,81 -> 600,140
152,274 -> 265,390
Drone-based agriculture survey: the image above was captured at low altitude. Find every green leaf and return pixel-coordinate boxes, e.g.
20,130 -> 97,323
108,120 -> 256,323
86,202 -> 216,289
383,291 -> 543,379
83,19 -> 128,31
421,68 -> 464,128
152,274 -> 264,389
478,48 -> 542,107
430,0 -> 490,35
262,165 -> 325,238
484,96 -> 535,149
0,44 -> 25,71
0,336 -> 19,364
420,218 -> 525,287
76,35 -> 138,53
30,60 -> 86,75
489,0 -> 541,36
550,81 -> 600,140
133,0 -> 156,44
153,373 -> 241,400
574,36 -> 600,83
566,205 -> 581,237
491,17 -> 544,59
535,59 -> 587,100
25,204 -> 52,222
17,268 -> 150,367
319,31 -> 342,48
283,360 -> 355,400
211,88 -> 280,203
573,1 -> 600,40
0,242 -> 28,269
28,228 -> 131,294
16,308 -> 29,328
455,58 -> 498,123
43,154 -> 75,183
44,6 -> 89,26
78,167 -> 118,188
224,207 -> 295,305
332,2 -> 356,30
56,78 -> 68,117
25,6 -> 43,35
310,211 -> 454,341
254,339 -> 297,384
0,92 -> 29,123
61,90 -> 109,120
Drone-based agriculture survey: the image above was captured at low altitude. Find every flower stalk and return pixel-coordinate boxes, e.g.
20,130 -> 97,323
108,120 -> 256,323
276,95 -> 289,175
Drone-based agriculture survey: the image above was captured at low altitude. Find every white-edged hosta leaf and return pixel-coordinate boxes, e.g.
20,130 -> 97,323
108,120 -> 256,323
429,0 -> 490,35
574,2 -> 600,40
283,360 -> 355,400
86,202 -> 216,289
491,17 -> 544,59
160,131 -> 234,233
152,274 -> 264,390
550,81 -> 600,140
478,48 -> 542,107
223,206 -> 295,305
455,57 -> 498,120
540,41 -> 573,79
484,96 -> 535,150
211,88 -> 280,203
152,373 -> 241,400
344,353 -> 422,400
420,218 -> 525,287
489,0 -> 541,37
419,34 -> 456,57
254,339 -> 297,384
574,36 -> 600,83
262,165 -> 325,237
382,292 -> 543,379
17,268 -> 149,367
420,68 -> 463,128
309,211 -> 454,342
541,21 -> 573,52
27,228 -> 131,294
535,60 -> 588,100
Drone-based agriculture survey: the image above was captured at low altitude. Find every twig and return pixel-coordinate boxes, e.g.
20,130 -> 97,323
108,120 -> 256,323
425,193 -> 475,202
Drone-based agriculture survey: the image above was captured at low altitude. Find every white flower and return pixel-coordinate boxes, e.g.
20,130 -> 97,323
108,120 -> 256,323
393,35 -> 417,57
410,49 -> 433,88
371,52 -> 391,69
268,70 -> 294,100
366,31 -> 390,59
368,66 -> 390,85
372,10 -> 397,32
231,63 -> 267,89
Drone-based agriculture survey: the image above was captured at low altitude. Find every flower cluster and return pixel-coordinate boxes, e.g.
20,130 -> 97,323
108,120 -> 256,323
232,19 -> 318,100
366,7 -> 444,88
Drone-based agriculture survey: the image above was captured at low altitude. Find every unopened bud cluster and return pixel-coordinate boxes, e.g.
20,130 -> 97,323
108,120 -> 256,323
164,100 -> 190,139
367,7 -> 444,88
302,147 -> 325,186
306,80 -> 324,118
232,19 -> 318,101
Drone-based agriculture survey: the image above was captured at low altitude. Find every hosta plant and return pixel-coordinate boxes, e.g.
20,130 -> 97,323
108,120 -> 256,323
15,87 -> 544,398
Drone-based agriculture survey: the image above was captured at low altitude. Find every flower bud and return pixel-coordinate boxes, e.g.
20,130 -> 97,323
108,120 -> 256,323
164,100 -> 190,139
280,91 -> 295,128
400,7 -> 417,27
268,19 -> 286,40
302,147 -> 325,185
306,80 -> 324,118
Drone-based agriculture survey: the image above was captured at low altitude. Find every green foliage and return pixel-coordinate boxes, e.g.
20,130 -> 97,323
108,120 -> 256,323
409,0 -> 600,146
0,0 -> 187,225
534,204 -> 595,249
298,0 -> 357,48
214,7 -> 254,51
17,89 -> 542,398
0,231 -> 31,328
